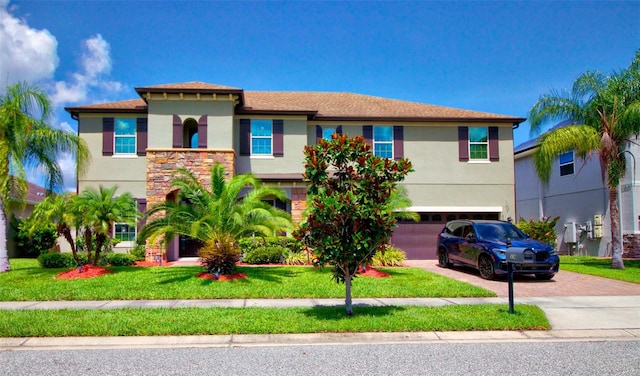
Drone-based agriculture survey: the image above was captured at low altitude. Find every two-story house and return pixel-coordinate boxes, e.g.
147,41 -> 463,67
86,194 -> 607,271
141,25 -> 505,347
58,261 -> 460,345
515,121 -> 640,257
66,81 -> 524,261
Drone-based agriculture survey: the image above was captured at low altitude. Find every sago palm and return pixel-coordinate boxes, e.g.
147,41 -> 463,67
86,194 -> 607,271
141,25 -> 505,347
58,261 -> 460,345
0,82 -> 90,271
139,163 -> 293,256
29,193 -> 81,264
529,50 -> 640,269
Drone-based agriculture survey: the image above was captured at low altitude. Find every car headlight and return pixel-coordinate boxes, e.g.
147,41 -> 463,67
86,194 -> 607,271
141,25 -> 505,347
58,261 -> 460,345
493,248 -> 506,259
549,248 -> 558,256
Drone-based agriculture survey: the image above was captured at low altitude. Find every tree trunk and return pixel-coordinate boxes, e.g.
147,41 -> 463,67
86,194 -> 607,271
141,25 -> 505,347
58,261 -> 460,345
60,225 -> 78,264
344,270 -> 353,316
608,187 -> 625,269
0,201 -> 10,272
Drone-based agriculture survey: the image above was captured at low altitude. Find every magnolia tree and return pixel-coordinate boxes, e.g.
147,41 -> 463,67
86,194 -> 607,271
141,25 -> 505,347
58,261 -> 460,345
294,134 -> 412,315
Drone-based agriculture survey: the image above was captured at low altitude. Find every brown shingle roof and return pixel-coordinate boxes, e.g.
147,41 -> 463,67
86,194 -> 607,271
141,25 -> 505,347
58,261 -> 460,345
65,82 -> 525,123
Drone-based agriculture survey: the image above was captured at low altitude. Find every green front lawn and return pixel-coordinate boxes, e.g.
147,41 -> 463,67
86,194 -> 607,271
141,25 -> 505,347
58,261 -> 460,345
0,305 -> 549,337
0,259 -> 496,301
560,256 -> 640,284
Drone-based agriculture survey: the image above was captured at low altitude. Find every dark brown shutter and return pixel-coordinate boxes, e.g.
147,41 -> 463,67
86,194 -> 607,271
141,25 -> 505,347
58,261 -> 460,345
136,118 -> 148,156
336,125 -> 343,135
363,125 -> 373,145
172,115 -> 182,148
198,115 -> 208,148
136,198 -> 147,227
489,126 -> 499,161
393,126 -> 404,160
102,117 -> 114,156
273,119 -> 284,157
316,125 -> 323,143
240,119 -> 251,156
458,126 -> 469,161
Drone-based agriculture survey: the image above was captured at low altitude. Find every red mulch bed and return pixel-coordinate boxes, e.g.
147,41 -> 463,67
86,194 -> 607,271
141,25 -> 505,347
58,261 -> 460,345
57,265 -> 114,279
196,272 -> 248,281
358,267 -> 391,278
133,261 -> 175,267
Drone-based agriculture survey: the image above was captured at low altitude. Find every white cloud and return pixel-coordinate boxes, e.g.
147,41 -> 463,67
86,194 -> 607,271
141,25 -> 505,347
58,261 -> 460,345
51,34 -> 125,106
0,0 -> 58,84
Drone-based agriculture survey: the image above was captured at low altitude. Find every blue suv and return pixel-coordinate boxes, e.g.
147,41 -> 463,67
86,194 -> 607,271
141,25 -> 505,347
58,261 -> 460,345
437,219 -> 560,280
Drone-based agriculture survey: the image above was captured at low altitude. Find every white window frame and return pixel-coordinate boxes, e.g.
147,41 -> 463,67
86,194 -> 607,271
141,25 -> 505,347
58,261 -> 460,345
250,120 -> 273,156
114,223 -> 136,243
373,126 -> 394,159
559,151 -> 575,176
114,118 -> 137,155
468,127 -> 489,160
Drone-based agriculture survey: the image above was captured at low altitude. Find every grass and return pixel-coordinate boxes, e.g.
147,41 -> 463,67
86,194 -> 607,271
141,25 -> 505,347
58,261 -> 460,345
0,259 -> 496,301
559,256 -> 640,284
0,304 -> 549,337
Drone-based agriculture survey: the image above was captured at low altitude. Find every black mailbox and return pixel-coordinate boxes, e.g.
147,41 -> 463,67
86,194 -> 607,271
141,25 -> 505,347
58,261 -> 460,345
505,247 -> 534,264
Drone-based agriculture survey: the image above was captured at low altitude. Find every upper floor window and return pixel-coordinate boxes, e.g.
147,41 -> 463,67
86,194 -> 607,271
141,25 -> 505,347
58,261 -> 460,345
251,120 -> 273,155
559,151 -> 574,176
323,127 -> 336,140
373,126 -> 393,158
469,127 -> 488,160
114,118 -> 136,154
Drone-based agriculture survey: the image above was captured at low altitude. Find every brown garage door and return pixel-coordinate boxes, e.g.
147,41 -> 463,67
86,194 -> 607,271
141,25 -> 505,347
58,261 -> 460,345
391,212 -> 500,260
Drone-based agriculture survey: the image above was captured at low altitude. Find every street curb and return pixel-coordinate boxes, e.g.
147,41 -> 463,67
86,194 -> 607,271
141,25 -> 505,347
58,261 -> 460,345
1,329 -> 639,350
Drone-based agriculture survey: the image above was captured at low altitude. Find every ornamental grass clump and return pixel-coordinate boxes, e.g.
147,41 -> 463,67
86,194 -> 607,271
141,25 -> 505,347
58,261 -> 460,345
198,234 -> 241,275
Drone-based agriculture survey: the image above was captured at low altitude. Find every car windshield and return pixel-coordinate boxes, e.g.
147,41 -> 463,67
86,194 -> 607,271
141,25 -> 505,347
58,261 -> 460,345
475,223 -> 527,242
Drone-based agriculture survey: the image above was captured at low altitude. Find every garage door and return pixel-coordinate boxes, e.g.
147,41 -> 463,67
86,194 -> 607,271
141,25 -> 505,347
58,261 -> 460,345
391,212 -> 500,260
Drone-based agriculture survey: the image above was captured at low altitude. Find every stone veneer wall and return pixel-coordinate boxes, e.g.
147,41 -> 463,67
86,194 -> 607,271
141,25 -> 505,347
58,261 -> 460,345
623,234 -> 640,259
290,187 -> 307,224
145,149 -> 235,261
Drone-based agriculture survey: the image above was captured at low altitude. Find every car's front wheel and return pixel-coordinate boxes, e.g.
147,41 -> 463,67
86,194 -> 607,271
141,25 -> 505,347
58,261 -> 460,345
438,248 -> 451,268
477,255 -> 495,280
535,273 -> 555,280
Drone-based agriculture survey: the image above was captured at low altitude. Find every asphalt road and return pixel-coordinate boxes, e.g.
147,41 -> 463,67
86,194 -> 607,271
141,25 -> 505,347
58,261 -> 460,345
2,340 -> 639,375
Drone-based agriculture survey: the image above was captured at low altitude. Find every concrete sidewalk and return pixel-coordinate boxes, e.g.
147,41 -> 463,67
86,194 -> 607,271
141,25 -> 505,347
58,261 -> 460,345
1,295 -> 639,349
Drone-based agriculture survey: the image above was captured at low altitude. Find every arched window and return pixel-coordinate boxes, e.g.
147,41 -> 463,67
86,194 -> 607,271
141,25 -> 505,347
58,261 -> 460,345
183,118 -> 198,148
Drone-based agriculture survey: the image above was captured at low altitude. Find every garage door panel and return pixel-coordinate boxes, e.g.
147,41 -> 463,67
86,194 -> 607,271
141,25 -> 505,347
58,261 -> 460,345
391,223 -> 442,260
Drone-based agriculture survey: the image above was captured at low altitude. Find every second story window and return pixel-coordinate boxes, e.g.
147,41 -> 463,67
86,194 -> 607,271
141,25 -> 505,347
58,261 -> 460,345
114,118 -> 136,154
373,126 -> 393,158
469,127 -> 488,160
559,151 -> 574,176
251,120 -> 273,155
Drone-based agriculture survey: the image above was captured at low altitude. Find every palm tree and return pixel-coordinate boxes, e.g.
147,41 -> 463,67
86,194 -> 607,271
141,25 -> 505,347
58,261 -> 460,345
74,186 -> 138,265
529,50 -> 640,269
28,193 -> 81,264
138,163 -> 293,259
0,82 -> 90,272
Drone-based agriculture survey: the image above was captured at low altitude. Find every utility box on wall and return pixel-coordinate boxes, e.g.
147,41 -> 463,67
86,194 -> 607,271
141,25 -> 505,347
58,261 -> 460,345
564,222 -> 578,243
593,214 -> 604,238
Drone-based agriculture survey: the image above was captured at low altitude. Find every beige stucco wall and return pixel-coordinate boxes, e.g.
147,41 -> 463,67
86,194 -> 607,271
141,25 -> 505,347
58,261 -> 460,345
147,98 -> 236,150
77,113 -> 147,198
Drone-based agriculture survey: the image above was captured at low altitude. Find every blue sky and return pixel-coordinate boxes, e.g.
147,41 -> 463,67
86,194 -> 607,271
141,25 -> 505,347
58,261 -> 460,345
1,0 -> 639,189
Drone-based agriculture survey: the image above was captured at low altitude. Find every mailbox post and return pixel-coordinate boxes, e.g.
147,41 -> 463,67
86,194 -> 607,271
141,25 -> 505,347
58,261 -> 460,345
505,242 -> 533,314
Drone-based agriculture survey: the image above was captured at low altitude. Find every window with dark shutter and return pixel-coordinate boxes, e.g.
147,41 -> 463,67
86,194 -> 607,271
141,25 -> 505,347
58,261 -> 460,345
239,119 -> 251,156
273,119 -> 284,157
172,114 -> 182,148
363,125 -> 373,145
316,125 -> 323,143
198,115 -> 208,148
136,118 -> 148,156
336,125 -> 342,135
458,127 -> 469,161
136,198 -> 147,227
102,117 -> 114,156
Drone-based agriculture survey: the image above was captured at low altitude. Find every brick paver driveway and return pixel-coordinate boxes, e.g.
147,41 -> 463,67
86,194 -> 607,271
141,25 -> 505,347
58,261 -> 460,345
407,260 -> 640,297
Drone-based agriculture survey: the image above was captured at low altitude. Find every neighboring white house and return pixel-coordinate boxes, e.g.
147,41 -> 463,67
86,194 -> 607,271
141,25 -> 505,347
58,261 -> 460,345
515,121 -> 640,257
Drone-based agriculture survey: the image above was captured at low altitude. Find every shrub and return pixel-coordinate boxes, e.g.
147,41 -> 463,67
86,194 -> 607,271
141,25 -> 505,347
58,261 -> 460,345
239,236 -> 302,254
371,245 -> 406,267
128,244 -> 147,261
198,234 -> 241,275
38,252 -> 90,268
243,245 -> 287,264
38,253 -> 76,268
516,216 -> 560,248
12,217 -> 57,258
104,253 -> 136,266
